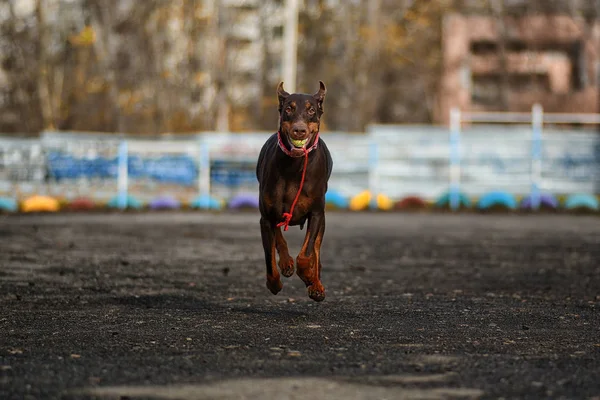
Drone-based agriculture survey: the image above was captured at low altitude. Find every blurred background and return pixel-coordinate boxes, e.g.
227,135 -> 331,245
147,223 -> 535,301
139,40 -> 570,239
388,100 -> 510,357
1,0 -> 599,134
0,0 -> 599,213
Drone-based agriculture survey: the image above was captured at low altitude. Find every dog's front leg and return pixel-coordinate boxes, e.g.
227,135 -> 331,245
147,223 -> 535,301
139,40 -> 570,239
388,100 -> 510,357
296,212 -> 326,302
275,227 -> 295,277
260,217 -> 282,295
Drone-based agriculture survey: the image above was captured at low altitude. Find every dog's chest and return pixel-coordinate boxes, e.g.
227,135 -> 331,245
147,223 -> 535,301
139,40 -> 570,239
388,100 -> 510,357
267,180 -> 312,220
283,181 -> 312,209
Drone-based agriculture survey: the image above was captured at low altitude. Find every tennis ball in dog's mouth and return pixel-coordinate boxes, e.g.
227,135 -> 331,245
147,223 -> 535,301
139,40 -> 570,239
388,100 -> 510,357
290,138 -> 308,148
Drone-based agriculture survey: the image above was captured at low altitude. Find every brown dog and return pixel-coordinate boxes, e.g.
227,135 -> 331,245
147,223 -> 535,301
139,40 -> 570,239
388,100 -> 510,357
255,81 -> 333,302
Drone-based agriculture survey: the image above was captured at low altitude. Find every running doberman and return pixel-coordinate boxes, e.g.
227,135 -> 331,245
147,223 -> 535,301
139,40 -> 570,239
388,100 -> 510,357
256,81 -> 333,302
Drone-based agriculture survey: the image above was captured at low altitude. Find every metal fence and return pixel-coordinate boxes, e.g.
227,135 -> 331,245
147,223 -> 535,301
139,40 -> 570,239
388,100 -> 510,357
367,125 -> 451,201
1,106 -> 599,210
448,106 -> 600,210
0,137 -> 46,198
41,131 -> 122,202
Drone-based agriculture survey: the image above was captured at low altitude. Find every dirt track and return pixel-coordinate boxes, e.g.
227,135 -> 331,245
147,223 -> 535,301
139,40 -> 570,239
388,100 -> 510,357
1,211 -> 599,399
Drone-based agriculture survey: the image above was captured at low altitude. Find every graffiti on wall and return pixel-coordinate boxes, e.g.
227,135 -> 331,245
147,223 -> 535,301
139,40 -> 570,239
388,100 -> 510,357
1,127 -> 599,200
46,152 -> 199,186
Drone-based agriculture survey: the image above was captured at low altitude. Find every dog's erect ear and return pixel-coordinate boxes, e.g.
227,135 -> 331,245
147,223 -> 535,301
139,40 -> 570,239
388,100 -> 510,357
313,81 -> 327,112
277,82 -> 290,112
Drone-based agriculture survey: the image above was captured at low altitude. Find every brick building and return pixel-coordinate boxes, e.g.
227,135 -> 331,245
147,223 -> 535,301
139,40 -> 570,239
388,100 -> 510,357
436,14 -> 600,125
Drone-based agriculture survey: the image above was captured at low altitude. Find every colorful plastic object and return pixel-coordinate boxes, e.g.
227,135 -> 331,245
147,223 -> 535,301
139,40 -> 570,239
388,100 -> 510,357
228,193 -> 259,209
349,190 -> 393,211
68,197 -> 96,211
107,195 -> 143,210
190,195 -> 222,210
434,191 -> 472,209
564,194 -> 599,211
349,191 -> 370,211
394,196 -> 428,210
21,195 -> 60,213
0,197 -> 18,212
476,191 -> 518,210
377,194 -> 393,211
149,195 -> 181,210
519,193 -> 559,210
325,190 -> 349,209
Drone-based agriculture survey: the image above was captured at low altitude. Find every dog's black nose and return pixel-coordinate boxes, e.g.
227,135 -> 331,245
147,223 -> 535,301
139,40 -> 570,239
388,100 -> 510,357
291,123 -> 308,139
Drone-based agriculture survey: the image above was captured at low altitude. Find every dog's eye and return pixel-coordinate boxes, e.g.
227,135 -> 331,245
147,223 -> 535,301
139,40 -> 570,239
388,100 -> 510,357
285,106 -> 292,114
307,107 -> 315,115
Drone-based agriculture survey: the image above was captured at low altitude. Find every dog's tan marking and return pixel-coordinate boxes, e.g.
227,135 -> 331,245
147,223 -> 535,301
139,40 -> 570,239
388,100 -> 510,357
308,122 -> 319,134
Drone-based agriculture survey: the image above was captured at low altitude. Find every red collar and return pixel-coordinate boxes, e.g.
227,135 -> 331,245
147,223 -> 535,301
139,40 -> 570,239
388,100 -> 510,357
277,130 -> 320,158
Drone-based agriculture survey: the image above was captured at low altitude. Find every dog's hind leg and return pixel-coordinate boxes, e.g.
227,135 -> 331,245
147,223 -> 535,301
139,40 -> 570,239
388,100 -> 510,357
260,217 -> 282,295
275,227 -> 295,277
296,212 -> 326,302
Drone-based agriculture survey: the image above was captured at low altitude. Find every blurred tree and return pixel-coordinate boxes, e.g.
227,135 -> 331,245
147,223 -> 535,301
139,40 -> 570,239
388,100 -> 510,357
0,0 -> 597,134
0,0 -> 41,133
297,0 -> 455,130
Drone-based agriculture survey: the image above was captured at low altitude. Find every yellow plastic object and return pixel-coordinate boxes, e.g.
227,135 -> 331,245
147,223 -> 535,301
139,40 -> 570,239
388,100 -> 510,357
21,195 -> 60,213
349,190 -> 371,211
377,193 -> 393,211
349,191 -> 393,211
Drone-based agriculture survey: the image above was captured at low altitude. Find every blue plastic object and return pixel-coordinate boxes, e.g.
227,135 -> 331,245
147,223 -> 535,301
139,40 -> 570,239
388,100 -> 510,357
520,193 -> 559,210
564,194 -> 599,211
434,191 -> 472,209
190,195 -> 222,210
325,190 -> 349,209
107,195 -> 143,210
0,197 -> 18,212
476,191 -> 518,210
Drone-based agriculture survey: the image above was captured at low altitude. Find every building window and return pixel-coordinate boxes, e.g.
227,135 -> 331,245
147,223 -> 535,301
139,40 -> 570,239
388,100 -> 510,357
471,75 -> 502,106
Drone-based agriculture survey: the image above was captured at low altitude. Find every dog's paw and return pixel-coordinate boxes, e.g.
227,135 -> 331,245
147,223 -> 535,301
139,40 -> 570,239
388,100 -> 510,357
307,283 -> 325,302
278,256 -> 295,278
266,278 -> 283,295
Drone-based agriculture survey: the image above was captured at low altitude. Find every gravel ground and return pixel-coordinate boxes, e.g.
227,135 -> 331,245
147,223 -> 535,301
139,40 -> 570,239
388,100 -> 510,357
1,211 -> 599,399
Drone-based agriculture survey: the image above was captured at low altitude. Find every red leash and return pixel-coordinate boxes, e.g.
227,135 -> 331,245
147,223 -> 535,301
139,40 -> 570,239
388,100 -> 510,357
276,131 -> 319,231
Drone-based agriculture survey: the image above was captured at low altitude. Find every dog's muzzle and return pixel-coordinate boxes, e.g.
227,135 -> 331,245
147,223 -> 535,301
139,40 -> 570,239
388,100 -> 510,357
290,138 -> 309,148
